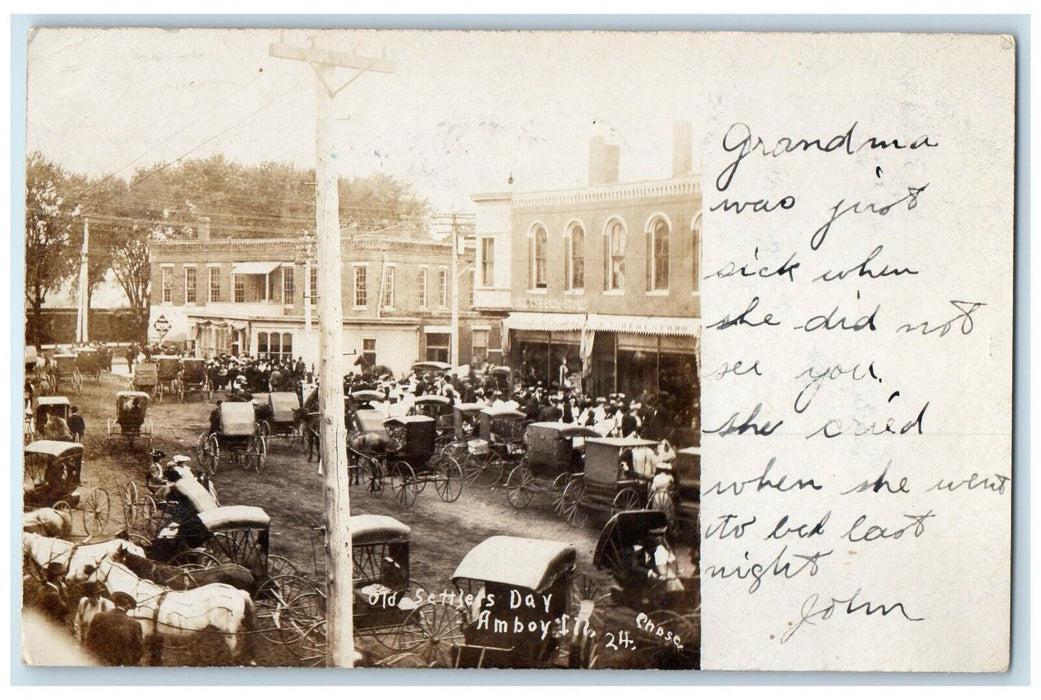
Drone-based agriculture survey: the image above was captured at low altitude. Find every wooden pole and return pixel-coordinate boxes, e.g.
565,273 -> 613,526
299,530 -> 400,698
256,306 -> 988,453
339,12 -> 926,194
77,217 -> 89,343
270,38 -> 395,669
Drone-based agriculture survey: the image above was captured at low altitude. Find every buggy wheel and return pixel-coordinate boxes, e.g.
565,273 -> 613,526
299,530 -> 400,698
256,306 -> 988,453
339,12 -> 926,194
255,574 -> 322,647
434,456 -> 463,503
266,554 -> 300,579
257,420 -> 271,439
392,461 -> 417,508
295,619 -> 327,667
52,500 -> 73,517
646,489 -> 677,537
294,423 -> 311,454
81,488 -> 111,535
551,473 -> 572,515
636,609 -> 699,670
505,464 -> 535,509
390,602 -> 464,669
462,451 -> 492,485
247,436 -> 266,473
560,479 -> 588,528
175,381 -> 185,403
612,487 -> 643,515
207,435 -> 221,474
125,532 -> 152,550
168,549 -> 222,569
358,454 -> 384,496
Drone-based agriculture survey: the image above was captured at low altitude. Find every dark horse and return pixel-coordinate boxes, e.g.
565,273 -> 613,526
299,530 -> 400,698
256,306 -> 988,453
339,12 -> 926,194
113,547 -> 257,596
294,390 -> 321,462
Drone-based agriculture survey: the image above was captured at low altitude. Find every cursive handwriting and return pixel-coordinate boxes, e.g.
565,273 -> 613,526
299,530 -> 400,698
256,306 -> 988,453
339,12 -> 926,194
897,300 -> 986,337
709,247 -> 801,283
810,184 -> 928,251
704,546 -> 833,594
703,457 -> 823,496
705,403 -> 784,437
706,296 -> 781,330
814,245 -> 920,282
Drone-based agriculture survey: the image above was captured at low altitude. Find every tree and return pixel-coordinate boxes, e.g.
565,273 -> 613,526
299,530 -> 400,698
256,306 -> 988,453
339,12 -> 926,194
25,152 -> 80,346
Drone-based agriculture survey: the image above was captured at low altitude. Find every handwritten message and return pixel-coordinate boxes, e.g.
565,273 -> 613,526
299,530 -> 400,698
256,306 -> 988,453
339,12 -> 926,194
698,34 -> 1014,672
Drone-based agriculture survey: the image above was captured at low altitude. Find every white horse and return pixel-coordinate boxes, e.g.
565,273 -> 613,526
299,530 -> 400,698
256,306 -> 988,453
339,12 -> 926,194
23,508 -> 73,538
86,555 -> 257,664
22,532 -> 146,582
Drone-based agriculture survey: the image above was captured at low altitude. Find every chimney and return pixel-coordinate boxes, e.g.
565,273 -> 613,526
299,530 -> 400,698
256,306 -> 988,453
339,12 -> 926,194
672,121 -> 693,177
589,136 -> 620,186
197,216 -> 211,242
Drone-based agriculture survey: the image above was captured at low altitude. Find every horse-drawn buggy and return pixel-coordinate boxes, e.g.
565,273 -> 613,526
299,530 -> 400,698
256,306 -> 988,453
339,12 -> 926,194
348,412 -> 463,507
75,348 -> 103,385
411,395 -> 454,448
462,406 -> 527,486
438,402 -> 484,462
52,353 -> 82,394
646,446 -> 700,538
504,422 -> 600,511
34,396 -> 72,440
256,391 -> 307,452
155,355 -> 184,402
131,360 -> 159,396
593,509 -> 699,669
412,360 -> 453,377
106,391 -> 153,450
197,401 -> 268,473
180,358 -> 211,402
559,436 -> 660,527
24,441 -> 111,536
449,536 -> 598,669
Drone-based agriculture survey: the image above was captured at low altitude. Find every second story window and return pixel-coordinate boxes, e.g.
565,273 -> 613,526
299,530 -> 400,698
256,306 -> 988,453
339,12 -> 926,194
480,237 -> 494,286
438,268 -> 448,307
381,266 -> 395,309
185,267 -> 196,304
309,265 -> 318,305
208,267 -> 221,303
692,213 -> 702,293
418,267 -> 428,308
234,275 -> 245,303
647,216 -> 670,291
354,265 -> 368,307
161,267 -> 172,304
529,224 -> 547,290
566,223 -> 585,291
604,218 -> 626,291
282,267 -> 294,304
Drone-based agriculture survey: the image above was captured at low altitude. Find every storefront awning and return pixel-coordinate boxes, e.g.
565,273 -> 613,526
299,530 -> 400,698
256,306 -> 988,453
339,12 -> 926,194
585,314 -> 701,338
232,261 -> 282,275
504,312 -> 587,333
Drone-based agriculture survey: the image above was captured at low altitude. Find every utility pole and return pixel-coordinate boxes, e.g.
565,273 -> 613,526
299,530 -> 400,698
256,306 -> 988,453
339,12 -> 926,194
450,213 -> 459,367
76,217 -> 89,344
270,36 -> 395,668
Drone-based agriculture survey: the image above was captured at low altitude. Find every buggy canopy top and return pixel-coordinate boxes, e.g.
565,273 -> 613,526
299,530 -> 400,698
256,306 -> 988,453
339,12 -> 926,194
37,396 -> 71,407
269,392 -> 300,422
480,406 -> 526,420
349,514 -> 410,546
25,440 -> 84,458
452,536 -> 576,592
198,505 -> 270,531
220,401 -> 257,436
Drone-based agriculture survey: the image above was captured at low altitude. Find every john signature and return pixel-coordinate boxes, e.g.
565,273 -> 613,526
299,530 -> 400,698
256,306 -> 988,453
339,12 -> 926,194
781,588 -> 924,644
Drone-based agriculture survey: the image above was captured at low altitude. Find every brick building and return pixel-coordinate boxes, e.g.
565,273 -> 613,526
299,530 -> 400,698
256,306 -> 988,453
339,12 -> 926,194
148,220 -> 484,376
471,124 -> 701,420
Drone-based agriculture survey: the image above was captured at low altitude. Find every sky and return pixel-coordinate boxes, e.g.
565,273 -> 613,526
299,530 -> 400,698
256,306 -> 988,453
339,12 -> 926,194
25,28 -> 707,214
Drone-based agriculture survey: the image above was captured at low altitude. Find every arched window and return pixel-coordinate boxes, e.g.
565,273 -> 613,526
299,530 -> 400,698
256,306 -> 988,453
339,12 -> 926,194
692,213 -> 702,293
530,224 -> 548,289
566,222 -> 585,291
646,215 -> 671,291
604,218 -> 626,291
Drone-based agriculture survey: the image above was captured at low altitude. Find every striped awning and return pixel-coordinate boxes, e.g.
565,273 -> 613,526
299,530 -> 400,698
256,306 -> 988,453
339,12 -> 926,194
585,314 -> 701,337
504,312 -> 586,333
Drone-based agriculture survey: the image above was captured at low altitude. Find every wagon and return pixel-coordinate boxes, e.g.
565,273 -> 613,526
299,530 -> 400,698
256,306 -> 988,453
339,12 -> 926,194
52,354 -> 82,394
462,406 -> 527,486
593,510 -> 699,669
75,349 -> 103,385
256,391 -> 307,452
349,413 -> 463,507
438,402 -> 484,463
180,358 -> 211,402
131,361 -> 159,395
449,536 -> 598,669
255,515 -> 465,668
155,355 -> 184,402
24,441 -> 111,536
106,391 -> 153,450
504,422 -> 600,511
347,389 -> 386,415
35,396 -> 72,440
411,395 -> 454,447
197,401 -> 268,473
559,436 -> 660,528
646,446 -> 700,538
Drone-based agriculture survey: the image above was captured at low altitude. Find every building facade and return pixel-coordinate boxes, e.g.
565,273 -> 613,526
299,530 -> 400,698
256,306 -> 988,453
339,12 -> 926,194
148,223 -> 484,376
471,126 -> 701,433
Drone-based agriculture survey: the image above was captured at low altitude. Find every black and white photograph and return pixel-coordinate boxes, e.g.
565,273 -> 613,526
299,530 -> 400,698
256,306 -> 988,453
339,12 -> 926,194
21,27 -> 702,669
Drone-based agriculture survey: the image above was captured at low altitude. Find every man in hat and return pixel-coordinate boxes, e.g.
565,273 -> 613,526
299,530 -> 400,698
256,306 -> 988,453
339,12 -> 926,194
68,405 -> 86,442
86,591 -> 144,666
73,581 -> 114,643
209,400 -> 223,436
35,561 -> 70,621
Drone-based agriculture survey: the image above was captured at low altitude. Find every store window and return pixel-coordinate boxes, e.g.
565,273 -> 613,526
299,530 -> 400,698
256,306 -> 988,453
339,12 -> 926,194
426,333 -> 450,363
362,338 -> 376,368
647,216 -> 670,291
566,223 -> 585,291
438,268 -> 448,307
282,266 -> 294,304
185,267 -> 196,304
529,224 -> 548,289
472,328 -> 489,366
